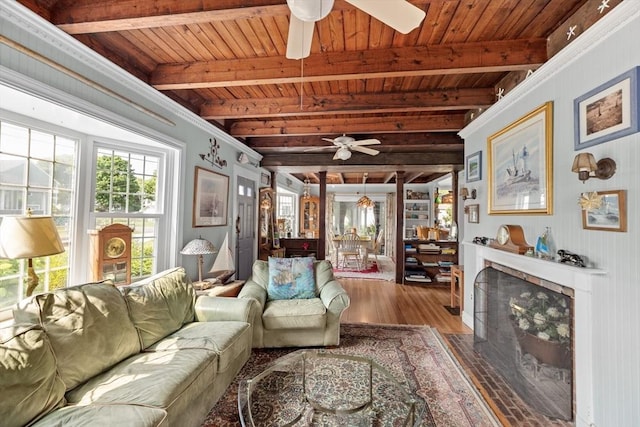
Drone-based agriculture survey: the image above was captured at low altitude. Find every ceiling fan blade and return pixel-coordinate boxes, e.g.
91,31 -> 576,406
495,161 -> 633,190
350,138 -> 381,146
322,137 -> 338,145
304,146 -> 335,152
345,0 -> 426,34
286,15 -> 314,59
351,146 -> 380,156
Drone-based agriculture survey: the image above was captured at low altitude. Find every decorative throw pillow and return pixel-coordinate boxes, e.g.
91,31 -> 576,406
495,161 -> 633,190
267,256 -> 316,300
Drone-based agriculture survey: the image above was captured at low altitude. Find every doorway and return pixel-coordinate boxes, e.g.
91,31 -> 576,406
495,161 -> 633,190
236,176 -> 256,280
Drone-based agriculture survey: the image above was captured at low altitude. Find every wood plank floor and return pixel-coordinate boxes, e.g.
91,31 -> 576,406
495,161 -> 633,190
337,278 -> 472,335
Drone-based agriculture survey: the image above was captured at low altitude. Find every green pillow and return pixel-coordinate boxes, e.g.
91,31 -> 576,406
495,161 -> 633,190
267,256 -> 316,300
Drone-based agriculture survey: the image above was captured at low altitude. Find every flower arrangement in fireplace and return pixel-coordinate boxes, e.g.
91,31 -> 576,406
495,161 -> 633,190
509,290 -> 571,344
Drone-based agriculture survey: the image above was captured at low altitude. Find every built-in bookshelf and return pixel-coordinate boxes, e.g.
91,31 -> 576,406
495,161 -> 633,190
403,240 -> 458,285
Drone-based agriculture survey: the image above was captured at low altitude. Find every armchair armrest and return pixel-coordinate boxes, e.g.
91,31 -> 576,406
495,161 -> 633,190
319,280 -> 350,313
194,296 -> 257,323
237,281 -> 267,308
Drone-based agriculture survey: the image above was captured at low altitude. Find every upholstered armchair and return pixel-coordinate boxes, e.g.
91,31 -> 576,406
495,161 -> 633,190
238,259 -> 350,348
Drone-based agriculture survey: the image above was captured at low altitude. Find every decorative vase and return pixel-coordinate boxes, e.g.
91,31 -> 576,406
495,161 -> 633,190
513,323 -> 571,369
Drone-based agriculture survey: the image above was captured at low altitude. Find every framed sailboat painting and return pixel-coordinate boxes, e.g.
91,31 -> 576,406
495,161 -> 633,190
487,102 -> 553,215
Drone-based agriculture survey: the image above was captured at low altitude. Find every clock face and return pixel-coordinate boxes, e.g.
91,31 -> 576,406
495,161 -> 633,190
497,225 -> 509,245
105,237 -> 126,258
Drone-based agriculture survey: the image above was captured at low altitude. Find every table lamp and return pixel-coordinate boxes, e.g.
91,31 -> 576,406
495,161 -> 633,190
0,210 -> 65,296
180,237 -> 217,287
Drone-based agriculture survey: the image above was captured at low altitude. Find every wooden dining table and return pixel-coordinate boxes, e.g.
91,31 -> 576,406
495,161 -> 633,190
331,235 -> 372,268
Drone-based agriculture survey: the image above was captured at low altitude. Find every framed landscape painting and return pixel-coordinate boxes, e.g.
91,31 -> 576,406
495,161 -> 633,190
193,166 -> 229,227
574,66 -> 639,150
466,151 -> 482,182
582,190 -> 626,232
487,102 -> 553,215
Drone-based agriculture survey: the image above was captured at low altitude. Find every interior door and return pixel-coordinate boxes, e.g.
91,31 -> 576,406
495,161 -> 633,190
236,176 -> 256,280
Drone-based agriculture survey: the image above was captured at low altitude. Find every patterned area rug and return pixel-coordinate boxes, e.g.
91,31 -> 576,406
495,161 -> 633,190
202,324 -> 500,427
332,256 -> 395,281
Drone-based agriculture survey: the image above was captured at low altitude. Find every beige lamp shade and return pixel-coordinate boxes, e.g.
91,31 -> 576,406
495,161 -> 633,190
0,216 -> 64,259
571,153 -> 597,173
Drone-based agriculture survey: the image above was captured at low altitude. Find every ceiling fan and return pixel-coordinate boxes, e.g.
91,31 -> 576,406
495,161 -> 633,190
286,0 -> 426,59
306,134 -> 381,160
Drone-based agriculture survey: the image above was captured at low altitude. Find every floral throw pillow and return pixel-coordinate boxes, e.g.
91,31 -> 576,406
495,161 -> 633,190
267,256 -> 316,300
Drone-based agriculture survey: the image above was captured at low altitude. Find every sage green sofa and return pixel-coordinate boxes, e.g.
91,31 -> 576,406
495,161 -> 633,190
0,267 -> 256,427
238,259 -> 350,348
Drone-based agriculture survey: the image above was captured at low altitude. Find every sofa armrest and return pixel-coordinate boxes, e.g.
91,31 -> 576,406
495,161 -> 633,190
237,281 -> 267,308
319,280 -> 351,313
194,296 -> 257,323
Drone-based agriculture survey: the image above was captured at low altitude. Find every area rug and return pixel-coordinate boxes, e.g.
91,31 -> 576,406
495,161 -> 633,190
201,323 -> 500,427
333,256 -> 395,281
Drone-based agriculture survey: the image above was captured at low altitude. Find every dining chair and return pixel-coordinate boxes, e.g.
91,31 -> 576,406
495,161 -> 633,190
338,232 -> 362,270
366,230 -> 384,267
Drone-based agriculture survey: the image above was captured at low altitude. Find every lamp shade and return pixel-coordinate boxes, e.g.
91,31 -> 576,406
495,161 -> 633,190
0,216 -> 64,259
180,238 -> 217,255
335,147 -> 352,160
571,153 -> 597,173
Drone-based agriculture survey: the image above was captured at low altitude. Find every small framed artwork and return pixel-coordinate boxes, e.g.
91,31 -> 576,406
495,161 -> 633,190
467,204 -> 480,223
193,166 -> 229,227
260,172 -> 271,187
466,151 -> 482,182
488,102 -> 553,215
582,190 -> 626,232
574,66 -> 639,150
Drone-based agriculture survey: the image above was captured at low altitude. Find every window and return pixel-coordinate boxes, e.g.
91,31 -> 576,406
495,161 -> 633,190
276,189 -> 296,237
91,146 -> 163,279
0,121 -> 77,309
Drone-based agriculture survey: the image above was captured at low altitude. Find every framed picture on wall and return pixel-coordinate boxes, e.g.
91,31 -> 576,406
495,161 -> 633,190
467,204 -> 480,223
582,190 -> 627,232
466,151 -> 482,182
574,66 -> 639,150
193,166 -> 229,227
487,102 -> 553,215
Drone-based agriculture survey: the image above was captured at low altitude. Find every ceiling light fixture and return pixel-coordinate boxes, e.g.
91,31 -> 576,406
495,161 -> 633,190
287,0 -> 334,22
335,146 -> 352,160
356,173 -> 375,208
302,178 -> 311,199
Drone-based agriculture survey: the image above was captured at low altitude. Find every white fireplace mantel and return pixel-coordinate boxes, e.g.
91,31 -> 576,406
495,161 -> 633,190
462,242 -> 607,427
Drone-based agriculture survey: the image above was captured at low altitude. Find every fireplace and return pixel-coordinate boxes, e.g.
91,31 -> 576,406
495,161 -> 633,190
462,243 -> 606,427
474,263 -> 574,420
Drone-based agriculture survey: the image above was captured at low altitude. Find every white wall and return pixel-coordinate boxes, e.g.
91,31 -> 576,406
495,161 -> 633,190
459,3 -> 639,426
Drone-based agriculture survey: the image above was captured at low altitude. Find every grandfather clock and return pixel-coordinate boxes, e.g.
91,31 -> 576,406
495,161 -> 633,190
89,223 -> 133,285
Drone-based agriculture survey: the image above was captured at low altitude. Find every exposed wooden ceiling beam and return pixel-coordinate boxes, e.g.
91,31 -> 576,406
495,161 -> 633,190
151,40 -> 547,90
200,88 -> 494,119
260,151 -> 463,172
53,0 -> 436,34
229,114 -> 466,137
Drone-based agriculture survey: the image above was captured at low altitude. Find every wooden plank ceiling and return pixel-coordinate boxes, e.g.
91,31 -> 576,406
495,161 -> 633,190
17,0 -> 620,183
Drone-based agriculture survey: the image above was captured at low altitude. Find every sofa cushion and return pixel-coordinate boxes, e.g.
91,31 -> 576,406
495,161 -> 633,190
122,267 -> 196,348
147,321 -> 251,373
267,256 -> 316,300
30,404 -> 168,427
66,348 -> 217,409
13,281 -> 141,391
262,298 -> 327,330
0,324 -> 66,427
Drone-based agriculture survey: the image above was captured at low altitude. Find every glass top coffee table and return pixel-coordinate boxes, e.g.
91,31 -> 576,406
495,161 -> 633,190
238,350 -> 424,426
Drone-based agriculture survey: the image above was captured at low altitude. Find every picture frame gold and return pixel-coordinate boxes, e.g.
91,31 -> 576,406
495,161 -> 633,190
488,102 -> 553,215
582,190 -> 626,232
193,166 -> 229,227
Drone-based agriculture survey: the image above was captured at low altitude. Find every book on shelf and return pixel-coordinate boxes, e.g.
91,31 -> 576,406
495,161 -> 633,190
422,262 -> 439,267
437,260 -> 454,267
441,248 -> 457,255
406,275 -> 432,283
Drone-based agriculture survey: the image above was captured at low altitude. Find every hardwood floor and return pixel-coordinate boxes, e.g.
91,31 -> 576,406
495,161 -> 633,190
338,278 -> 472,335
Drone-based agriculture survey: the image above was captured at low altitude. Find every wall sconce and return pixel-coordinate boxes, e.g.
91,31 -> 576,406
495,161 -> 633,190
238,152 -> 259,167
459,187 -> 476,200
571,153 -> 616,183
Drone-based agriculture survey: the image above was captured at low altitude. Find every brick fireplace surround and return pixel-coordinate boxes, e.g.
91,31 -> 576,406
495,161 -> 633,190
462,243 -> 606,427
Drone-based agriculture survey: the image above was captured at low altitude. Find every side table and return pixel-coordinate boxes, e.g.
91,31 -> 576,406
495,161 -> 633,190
450,265 -> 464,314
196,280 -> 245,297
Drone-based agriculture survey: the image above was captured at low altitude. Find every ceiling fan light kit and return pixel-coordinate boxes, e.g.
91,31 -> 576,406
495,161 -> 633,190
335,147 -> 352,160
287,0 -> 334,22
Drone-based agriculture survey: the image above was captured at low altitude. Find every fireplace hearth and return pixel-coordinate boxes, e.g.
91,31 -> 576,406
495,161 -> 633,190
474,264 -> 574,420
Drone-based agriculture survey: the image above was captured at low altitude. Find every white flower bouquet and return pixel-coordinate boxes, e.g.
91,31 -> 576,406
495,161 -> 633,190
509,290 -> 571,344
